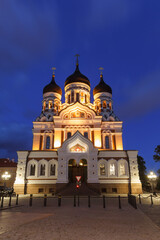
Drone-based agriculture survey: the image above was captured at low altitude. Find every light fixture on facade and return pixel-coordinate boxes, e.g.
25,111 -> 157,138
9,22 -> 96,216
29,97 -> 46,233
2,171 -> 11,180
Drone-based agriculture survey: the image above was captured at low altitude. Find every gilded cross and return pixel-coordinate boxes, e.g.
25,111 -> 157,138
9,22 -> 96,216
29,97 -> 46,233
51,67 -> 56,75
75,54 -> 80,66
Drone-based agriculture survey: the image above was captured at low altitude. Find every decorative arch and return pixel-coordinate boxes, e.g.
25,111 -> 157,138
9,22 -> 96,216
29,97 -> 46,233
27,159 -> 38,177
48,159 -> 58,177
118,159 -> 129,177
98,159 -> 108,177
38,159 -> 48,177
108,158 -> 118,177
57,131 -> 98,184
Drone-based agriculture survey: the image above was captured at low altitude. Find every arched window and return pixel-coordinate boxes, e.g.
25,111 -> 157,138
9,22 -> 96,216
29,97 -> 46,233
105,136 -> 109,149
68,94 -> 70,104
43,101 -> 46,111
40,164 -> 45,176
109,102 -> 112,110
76,92 -> 79,102
103,101 -> 107,108
100,164 -> 105,175
48,101 -> 53,109
46,136 -> 50,149
67,132 -> 71,139
40,136 -> 43,150
30,164 -> 35,176
71,91 -> 74,103
85,95 -> 87,103
110,163 -> 115,175
120,163 -> 125,176
50,164 -> 55,176
84,132 -> 88,138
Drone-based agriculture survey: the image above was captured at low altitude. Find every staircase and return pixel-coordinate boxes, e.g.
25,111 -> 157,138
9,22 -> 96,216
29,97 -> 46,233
58,183 -> 99,196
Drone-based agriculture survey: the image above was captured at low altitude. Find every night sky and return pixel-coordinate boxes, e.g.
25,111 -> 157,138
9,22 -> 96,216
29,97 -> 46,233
0,0 -> 160,173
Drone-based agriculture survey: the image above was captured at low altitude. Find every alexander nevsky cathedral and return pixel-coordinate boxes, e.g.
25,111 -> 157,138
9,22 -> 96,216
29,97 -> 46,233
14,57 -> 142,195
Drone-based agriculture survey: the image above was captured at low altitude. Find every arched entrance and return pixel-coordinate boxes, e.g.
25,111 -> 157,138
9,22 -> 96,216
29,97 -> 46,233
68,159 -> 87,183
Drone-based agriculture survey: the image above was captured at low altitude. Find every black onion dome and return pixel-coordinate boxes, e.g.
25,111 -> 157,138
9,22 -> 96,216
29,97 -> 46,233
43,75 -> 62,95
93,74 -> 112,95
65,65 -> 90,87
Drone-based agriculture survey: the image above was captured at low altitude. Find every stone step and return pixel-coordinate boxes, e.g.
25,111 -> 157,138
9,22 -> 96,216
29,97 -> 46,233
58,183 -> 99,196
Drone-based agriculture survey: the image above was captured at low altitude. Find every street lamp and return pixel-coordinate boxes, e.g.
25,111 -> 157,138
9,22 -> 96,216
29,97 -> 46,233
2,171 -> 11,188
147,171 -> 157,194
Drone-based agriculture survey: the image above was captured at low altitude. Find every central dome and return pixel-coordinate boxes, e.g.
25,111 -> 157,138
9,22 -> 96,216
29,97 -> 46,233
65,65 -> 90,87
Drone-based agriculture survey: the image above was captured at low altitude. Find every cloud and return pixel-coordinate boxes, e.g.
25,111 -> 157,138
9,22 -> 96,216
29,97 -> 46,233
0,123 -> 32,160
118,70 -> 160,119
0,1 -> 59,73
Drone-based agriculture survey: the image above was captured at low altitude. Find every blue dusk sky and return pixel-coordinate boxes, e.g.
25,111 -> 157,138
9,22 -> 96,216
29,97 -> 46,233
0,0 -> 160,173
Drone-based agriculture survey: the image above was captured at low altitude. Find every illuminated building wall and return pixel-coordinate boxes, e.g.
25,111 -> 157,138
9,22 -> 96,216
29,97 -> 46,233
14,59 -> 142,194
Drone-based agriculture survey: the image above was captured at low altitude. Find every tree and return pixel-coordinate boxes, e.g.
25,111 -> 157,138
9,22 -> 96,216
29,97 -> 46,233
153,145 -> 160,162
137,155 -> 148,189
156,169 -> 160,190
153,146 -> 160,190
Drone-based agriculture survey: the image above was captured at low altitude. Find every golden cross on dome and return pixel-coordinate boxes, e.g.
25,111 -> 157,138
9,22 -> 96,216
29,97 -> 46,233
99,67 -> 104,75
75,54 -> 80,66
51,67 -> 56,75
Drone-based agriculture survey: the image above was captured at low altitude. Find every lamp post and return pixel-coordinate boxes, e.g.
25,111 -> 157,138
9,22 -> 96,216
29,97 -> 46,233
2,171 -> 11,188
147,171 -> 157,195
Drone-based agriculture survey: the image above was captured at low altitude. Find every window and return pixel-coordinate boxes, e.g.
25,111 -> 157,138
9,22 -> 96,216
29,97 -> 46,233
110,163 -> 115,175
40,164 -> 45,176
109,102 -> 112,110
101,188 -> 106,193
85,95 -> 87,103
30,165 -> 35,176
48,101 -> 53,109
103,101 -> 107,108
112,188 -> 117,193
40,136 -> 43,150
120,163 -> 125,176
105,136 -> 110,149
43,101 -> 46,111
100,164 -> 105,175
38,188 -> 44,193
71,91 -> 74,103
49,188 -> 54,193
84,132 -> 88,139
67,132 -> 71,139
68,94 -> 70,104
76,92 -> 79,102
50,164 -> 55,176
46,136 -> 50,149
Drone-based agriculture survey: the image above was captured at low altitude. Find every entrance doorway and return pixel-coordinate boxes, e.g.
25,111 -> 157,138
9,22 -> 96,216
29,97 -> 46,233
68,159 -> 87,183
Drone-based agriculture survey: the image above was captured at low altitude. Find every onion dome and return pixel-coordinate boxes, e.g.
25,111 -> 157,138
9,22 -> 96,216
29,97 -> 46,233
43,74 -> 62,95
65,64 -> 90,87
93,74 -> 112,95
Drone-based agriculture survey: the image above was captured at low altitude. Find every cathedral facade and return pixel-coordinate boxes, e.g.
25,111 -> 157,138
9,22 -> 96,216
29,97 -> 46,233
14,59 -> 142,194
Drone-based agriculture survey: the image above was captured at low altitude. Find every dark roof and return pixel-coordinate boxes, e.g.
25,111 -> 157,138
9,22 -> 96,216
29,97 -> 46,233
65,65 -> 90,87
93,74 -> 112,95
0,158 -> 17,167
43,75 -> 62,95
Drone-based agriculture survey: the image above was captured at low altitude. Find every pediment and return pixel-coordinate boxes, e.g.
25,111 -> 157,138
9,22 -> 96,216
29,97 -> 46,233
59,102 -> 96,120
70,144 -> 86,152
58,131 -> 98,154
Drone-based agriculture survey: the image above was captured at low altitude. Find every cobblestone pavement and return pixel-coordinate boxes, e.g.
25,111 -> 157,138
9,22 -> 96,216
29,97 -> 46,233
0,196 -> 160,240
